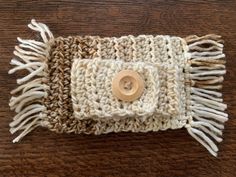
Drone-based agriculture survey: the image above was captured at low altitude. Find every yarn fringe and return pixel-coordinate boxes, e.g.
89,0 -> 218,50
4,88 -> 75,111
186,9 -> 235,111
184,34 -> 228,157
9,19 -> 53,143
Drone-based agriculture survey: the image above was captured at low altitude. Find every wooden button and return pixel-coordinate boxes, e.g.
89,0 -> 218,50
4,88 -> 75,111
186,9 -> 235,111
112,70 -> 144,102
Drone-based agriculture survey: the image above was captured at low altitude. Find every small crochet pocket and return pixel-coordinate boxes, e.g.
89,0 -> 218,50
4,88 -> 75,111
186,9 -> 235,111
71,58 -> 181,120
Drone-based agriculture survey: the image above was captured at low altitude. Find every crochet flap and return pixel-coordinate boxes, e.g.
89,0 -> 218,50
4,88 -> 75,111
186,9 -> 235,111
71,58 -> 181,120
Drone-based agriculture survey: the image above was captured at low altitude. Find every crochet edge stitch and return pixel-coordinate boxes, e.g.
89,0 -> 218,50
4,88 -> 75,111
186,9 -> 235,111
8,19 -> 53,143
184,34 -> 228,157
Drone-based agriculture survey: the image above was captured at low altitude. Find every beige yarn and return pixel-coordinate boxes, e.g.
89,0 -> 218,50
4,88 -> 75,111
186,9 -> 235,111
9,20 -> 228,157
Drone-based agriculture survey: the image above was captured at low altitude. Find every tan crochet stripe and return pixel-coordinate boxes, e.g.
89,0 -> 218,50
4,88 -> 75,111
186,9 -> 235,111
44,35 -> 188,134
43,36 -> 99,133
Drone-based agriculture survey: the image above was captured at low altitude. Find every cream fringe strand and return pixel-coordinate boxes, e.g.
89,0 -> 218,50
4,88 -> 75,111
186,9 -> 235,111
9,19 -> 53,143
184,34 -> 228,157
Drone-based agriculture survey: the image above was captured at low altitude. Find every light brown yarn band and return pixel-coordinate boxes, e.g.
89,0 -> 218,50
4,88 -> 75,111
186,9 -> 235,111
9,20 -> 228,157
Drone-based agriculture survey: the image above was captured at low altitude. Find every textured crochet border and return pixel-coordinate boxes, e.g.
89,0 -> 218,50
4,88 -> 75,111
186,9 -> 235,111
8,20 -> 228,157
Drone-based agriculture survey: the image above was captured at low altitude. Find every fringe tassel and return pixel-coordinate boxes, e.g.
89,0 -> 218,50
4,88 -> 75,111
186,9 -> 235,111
9,19 -> 53,143
184,34 -> 228,157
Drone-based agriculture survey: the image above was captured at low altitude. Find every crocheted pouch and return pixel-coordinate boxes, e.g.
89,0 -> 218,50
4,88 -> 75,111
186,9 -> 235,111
9,20 -> 228,157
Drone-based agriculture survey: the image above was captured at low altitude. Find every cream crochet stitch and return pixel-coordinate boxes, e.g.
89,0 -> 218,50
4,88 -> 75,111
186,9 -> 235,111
8,20 -> 228,157
72,59 -> 160,120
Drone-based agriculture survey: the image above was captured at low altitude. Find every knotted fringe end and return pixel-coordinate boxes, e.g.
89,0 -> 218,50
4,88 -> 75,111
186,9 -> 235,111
185,34 -> 228,157
9,19 -> 53,143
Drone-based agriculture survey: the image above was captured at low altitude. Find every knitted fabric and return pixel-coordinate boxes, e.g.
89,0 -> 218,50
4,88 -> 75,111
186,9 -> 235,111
9,20 -> 228,157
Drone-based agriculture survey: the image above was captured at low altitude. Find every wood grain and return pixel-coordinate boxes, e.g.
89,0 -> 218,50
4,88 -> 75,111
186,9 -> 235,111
0,0 -> 236,176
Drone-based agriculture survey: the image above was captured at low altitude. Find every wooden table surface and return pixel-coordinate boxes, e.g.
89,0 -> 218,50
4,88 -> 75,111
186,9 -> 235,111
0,0 -> 236,176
